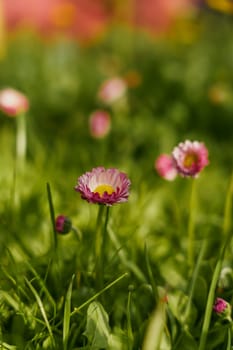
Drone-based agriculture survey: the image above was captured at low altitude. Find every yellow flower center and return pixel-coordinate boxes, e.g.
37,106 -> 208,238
93,184 -> 115,196
183,153 -> 198,168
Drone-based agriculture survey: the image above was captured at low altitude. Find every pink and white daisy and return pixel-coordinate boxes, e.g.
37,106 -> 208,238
75,167 -> 131,205
97,77 -> 127,104
0,88 -> 29,117
89,110 -> 111,138
172,140 -> 209,177
155,154 -> 177,181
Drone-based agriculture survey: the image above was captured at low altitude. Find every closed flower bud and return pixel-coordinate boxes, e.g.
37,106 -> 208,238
55,215 -> 72,234
213,297 -> 232,321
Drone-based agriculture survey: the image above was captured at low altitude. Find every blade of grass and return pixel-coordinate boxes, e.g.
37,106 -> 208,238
25,277 -> 55,348
142,301 -> 166,350
0,290 -> 20,311
63,274 -> 75,350
0,289 -> 47,328
144,244 -> 159,304
46,182 -> 57,249
24,260 -> 57,321
71,272 -> 128,316
198,172 -> 233,350
126,287 -> 134,350
108,226 -> 146,283
184,238 -> 208,323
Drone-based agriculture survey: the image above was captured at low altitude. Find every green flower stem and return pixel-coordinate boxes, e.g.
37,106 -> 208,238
16,112 -> 27,170
227,327 -> 231,350
184,238 -> 208,323
72,226 -> 82,241
94,205 -> 110,290
198,172 -> 233,350
187,178 -> 196,268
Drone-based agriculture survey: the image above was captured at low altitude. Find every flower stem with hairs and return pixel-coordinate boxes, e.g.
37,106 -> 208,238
16,112 -> 27,171
187,178 -> 196,268
94,205 -> 110,290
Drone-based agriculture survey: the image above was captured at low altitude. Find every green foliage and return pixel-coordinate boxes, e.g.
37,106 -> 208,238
84,301 -> 111,349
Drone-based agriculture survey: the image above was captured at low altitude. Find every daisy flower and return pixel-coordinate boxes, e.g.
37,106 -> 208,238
155,154 -> 177,181
89,110 -> 111,138
75,167 -> 131,205
98,77 -> 127,104
172,140 -> 209,177
0,88 -> 29,117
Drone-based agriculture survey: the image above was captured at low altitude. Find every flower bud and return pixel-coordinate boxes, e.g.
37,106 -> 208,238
55,215 -> 72,234
213,297 -> 232,320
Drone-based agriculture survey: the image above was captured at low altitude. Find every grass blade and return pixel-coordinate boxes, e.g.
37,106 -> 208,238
63,274 -> 75,350
142,301 -> 166,350
71,272 -> 128,316
46,182 -> 57,249
25,277 -> 55,348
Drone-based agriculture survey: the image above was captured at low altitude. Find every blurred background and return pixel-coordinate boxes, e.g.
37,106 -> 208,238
0,0 -> 232,216
0,0 -> 232,178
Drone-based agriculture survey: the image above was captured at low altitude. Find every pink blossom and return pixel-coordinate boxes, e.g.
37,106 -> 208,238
155,154 -> 177,181
98,77 -> 127,104
89,110 -> 111,138
3,0 -> 110,43
172,140 -> 209,177
213,298 -> 230,315
55,215 -> 72,234
3,0 -> 200,42
75,167 -> 131,205
131,0 -> 198,33
0,88 -> 29,117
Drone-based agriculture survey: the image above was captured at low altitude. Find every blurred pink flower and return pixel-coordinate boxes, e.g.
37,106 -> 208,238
132,0 -> 198,33
3,0 -> 110,42
155,154 -> 177,181
172,140 -> 209,177
89,110 -> 111,138
0,88 -> 29,117
98,77 -> 127,104
3,0 -> 200,41
75,166 -> 131,205
55,214 -> 72,234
